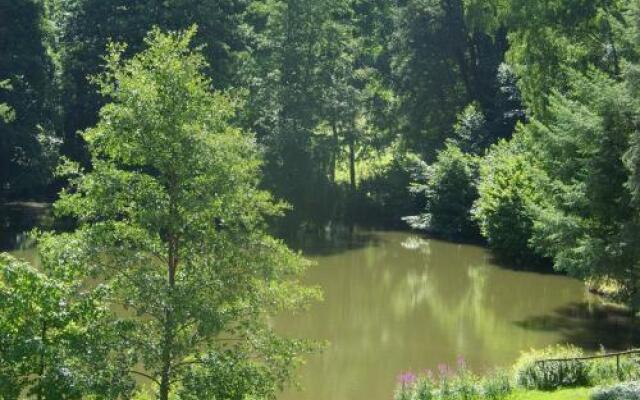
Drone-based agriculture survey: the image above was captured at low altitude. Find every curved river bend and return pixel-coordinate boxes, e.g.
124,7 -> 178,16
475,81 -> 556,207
276,230 -> 639,400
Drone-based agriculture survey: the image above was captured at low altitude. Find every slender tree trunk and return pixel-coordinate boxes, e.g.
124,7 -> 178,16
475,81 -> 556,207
159,231 -> 178,400
330,120 -> 339,184
348,133 -> 356,192
468,31 -> 483,100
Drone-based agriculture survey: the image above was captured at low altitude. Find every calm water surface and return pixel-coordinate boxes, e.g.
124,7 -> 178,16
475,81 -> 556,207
6,221 -> 638,400
276,230 -> 639,400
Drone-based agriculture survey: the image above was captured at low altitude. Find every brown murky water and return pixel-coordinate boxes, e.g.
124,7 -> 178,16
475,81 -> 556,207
276,230 -> 639,400
6,223 -> 638,400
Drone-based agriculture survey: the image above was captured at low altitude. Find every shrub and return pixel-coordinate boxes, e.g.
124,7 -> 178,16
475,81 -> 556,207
414,376 -> 435,400
450,365 -> 480,399
591,381 -> 640,400
406,143 -> 480,240
514,345 -> 590,390
481,370 -> 513,400
473,136 -> 550,265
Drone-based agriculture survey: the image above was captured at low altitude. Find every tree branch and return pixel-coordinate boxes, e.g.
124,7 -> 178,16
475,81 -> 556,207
129,370 -> 161,386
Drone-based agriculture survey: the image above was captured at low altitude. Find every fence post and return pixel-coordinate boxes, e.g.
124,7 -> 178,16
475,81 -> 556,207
617,354 -> 621,381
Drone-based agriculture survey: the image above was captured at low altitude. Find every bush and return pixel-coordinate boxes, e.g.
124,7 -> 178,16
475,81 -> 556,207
450,364 -> 480,399
481,370 -> 513,400
591,381 -> 640,400
406,143 -> 480,240
473,136 -> 550,265
514,345 -> 590,390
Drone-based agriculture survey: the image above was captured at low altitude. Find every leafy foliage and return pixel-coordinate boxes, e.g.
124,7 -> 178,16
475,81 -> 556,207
390,0 -> 517,160
47,27 -> 319,400
0,251 -> 135,400
51,0 -> 251,163
502,0 -> 623,115
407,143 -> 480,240
473,135 -> 550,264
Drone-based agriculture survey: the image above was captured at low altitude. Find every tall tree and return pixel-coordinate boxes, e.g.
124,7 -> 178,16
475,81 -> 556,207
391,0 -> 510,160
49,27 -> 318,400
241,0 -> 346,229
527,69 -> 640,307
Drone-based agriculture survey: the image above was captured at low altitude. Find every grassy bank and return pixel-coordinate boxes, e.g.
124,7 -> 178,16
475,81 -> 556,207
507,388 -> 590,400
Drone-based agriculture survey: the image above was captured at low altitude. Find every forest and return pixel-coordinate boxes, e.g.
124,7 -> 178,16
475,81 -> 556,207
3,0 -> 640,399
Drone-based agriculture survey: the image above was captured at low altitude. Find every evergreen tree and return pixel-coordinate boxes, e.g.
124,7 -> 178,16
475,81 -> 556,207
527,69 -> 640,306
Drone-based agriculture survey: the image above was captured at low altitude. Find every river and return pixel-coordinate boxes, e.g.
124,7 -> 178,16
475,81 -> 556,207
276,230 -> 639,400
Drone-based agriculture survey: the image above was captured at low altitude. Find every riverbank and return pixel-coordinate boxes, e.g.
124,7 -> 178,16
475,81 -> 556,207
508,388 -> 590,400
394,344 -> 640,400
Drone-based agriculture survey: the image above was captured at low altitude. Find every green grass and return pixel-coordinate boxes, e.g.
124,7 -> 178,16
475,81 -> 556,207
507,388 -> 592,400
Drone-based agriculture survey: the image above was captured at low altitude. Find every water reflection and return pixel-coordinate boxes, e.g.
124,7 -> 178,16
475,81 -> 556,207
276,231 -> 639,400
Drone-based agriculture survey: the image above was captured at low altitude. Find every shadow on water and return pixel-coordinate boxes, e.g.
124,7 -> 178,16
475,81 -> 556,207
514,302 -> 640,351
279,223 -> 384,256
487,255 -> 559,276
0,202 -> 51,251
